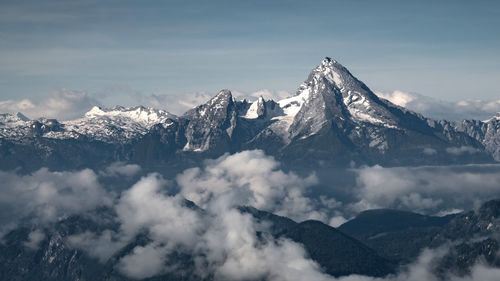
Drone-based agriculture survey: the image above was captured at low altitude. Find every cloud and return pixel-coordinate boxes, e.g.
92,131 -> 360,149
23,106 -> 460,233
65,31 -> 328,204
32,152 -> 499,280
101,171 -> 333,280
101,162 -> 141,177
58,152 -> 340,280
328,246 -> 500,281
117,243 -> 170,279
137,92 -> 213,115
249,89 -> 291,101
0,87 -> 291,120
0,161 -> 141,240
423,147 -> 437,155
66,230 -> 126,262
177,150 -> 323,222
5,150 -> 500,280
0,167 -> 113,237
376,90 -> 500,121
23,229 -> 46,250
350,164 -> 500,215
461,264 -> 500,281
198,209 -> 333,281
66,172 -> 201,265
0,89 -> 101,120
115,173 -> 202,245
386,246 -> 500,281
446,146 -> 480,155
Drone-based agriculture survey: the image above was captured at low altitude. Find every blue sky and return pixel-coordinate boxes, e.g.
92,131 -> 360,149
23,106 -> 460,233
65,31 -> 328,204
1,0 -> 499,109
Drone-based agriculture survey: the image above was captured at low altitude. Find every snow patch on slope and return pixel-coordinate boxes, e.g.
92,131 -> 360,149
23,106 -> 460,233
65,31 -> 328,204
344,92 -> 398,129
262,88 -> 312,141
483,112 -> 500,123
277,88 -> 311,118
0,113 -> 29,127
0,113 -> 31,139
244,97 -> 265,119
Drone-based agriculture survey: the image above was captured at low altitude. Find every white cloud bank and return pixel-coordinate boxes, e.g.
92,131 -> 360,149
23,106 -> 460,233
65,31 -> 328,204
23,229 -> 46,250
376,90 -> 500,121
177,150 -> 323,222
101,161 -> 141,177
0,89 -> 101,120
350,164 -> 500,215
57,151 -> 340,280
0,168 -> 113,237
80,168 -> 500,280
68,152 -> 500,280
2,87 -> 497,122
2,150 -> 500,280
72,171 -> 333,280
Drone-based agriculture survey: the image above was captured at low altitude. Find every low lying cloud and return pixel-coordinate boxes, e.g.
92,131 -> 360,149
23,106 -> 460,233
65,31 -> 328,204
446,146 -> 480,155
177,150 -> 323,222
66,170 -> 333,280
0,161 -> 140,239
0,89 -> 101,120
116,173 -> 202,246
3,150 -> 500,280
79,152 -> 500,280
102,162 -> 141,177
423,147 -> 438,155
376,90 -> 500,121
117,243 -> 171,279
60,151 -> 341,280
338,246 -> 500,281
199,209 -> 333,281
350,164 -> 500,215
23,229 -> 46,250
0,168 -> 113,237
66,230 -> 125,263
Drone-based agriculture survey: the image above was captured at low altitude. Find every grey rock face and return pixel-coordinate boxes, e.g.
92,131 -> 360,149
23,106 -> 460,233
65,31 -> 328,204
182,89 -> 238,153
451,115 -> 500,161
435,238 -> 500,278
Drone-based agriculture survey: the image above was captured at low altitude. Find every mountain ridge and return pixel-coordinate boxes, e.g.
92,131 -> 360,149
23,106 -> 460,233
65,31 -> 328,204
0,57 -> 497,170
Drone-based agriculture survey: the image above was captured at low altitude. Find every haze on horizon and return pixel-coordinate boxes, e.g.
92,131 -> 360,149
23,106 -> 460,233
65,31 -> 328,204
0,0 -> 499,118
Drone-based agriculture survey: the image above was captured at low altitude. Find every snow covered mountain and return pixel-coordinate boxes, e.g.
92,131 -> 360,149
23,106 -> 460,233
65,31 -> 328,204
0,106 -> 176,143
0,57 -> 495,170
0,112 -> 31,139
60,105 -> 176,143
246,57 -> 491,166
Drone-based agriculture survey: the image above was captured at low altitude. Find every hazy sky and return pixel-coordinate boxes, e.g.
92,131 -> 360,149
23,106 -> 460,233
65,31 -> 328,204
1,0 -> 499,107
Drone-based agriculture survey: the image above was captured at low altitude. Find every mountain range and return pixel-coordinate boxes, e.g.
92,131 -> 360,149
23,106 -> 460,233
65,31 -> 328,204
2,57 -> 500,280
1,57 -> 499,171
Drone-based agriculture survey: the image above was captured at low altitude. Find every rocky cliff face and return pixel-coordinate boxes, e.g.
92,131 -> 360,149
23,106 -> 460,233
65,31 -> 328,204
451,114 -> 500,161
